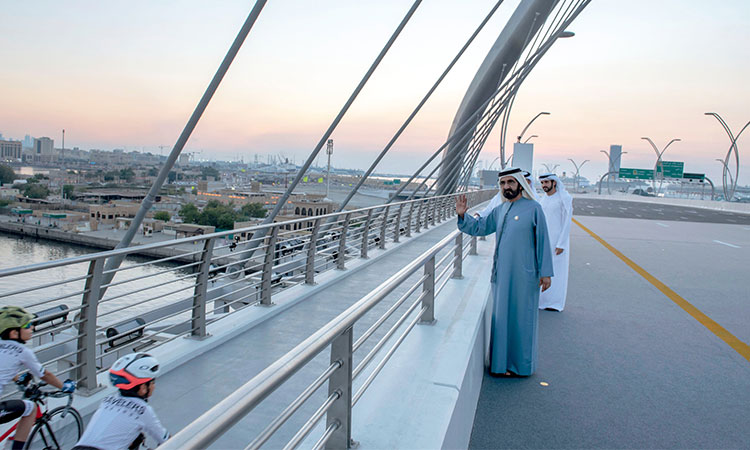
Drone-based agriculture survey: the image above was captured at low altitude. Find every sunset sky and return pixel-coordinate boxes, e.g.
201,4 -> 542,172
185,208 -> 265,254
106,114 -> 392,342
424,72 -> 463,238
1,0 -> 748,184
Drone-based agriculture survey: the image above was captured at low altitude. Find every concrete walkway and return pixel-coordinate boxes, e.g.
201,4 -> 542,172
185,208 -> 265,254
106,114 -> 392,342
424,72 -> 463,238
142,216 -> 464,448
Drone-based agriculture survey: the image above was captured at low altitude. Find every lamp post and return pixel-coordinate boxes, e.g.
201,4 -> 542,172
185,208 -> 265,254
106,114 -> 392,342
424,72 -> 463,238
523,134 -> 538,144
568,158 -> 589,193
641,137 -> 680,196
599,150 -> 626,194
541,163 -> 559,173
704,112 -> 748,202
517,112 -> 550,143
325,139 -> 333,200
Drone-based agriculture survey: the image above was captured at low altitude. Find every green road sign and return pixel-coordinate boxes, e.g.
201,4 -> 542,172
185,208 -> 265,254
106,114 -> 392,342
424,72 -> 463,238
656,160 -> 684,179
619,168 -> 654,180
682,172 -> 705,182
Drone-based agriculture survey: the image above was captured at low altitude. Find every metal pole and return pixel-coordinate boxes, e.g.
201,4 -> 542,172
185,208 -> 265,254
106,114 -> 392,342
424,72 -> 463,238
260,226 -> 278,307
101,0 -> 268,294
360,209 -> 373,259
419,256 -> 436,325
326,327 -> 353,449
337,213 -> 351,270
76,258 -> 105,394
306,218 -> 322,284
191,237 -> 216,339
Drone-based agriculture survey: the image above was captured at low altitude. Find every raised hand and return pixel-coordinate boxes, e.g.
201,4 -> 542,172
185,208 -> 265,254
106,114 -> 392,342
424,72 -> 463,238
455,194 -> 468,218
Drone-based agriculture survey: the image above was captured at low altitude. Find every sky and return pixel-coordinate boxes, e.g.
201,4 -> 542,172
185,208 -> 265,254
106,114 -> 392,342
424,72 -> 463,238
1,0 -> 749,185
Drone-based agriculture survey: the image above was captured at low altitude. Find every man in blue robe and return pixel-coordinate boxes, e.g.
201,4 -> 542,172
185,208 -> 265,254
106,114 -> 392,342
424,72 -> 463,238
456,167 -> 553,376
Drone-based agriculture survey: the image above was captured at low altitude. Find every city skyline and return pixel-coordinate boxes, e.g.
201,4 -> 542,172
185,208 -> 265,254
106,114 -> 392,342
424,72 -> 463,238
2,0 -> 748,185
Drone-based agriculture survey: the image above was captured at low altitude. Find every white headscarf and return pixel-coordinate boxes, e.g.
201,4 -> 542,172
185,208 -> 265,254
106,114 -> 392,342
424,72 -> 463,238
498,167 -> 537,202
539,173 -> 571,199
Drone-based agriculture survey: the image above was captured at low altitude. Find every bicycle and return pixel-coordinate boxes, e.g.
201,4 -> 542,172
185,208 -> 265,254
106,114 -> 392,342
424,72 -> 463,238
0,380 -> 83,450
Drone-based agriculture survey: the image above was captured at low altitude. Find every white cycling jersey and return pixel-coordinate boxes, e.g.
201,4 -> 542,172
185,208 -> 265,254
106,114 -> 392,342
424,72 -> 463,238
75,394 -> 169,450
0,340 -> 45,391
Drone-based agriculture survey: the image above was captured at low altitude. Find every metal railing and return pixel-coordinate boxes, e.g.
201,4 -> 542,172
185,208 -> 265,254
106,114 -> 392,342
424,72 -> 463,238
161,207 -> 482,449
0,190 -> 494,398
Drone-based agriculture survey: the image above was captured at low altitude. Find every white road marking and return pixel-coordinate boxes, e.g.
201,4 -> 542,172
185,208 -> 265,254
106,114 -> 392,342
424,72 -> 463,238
744,227 -> 750,231
713,240 -> 741,249
656,222 -> 669,228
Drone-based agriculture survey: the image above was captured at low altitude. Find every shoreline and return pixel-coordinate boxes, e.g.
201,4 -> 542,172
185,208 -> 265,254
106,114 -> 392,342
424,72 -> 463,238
0,221 -> 200,263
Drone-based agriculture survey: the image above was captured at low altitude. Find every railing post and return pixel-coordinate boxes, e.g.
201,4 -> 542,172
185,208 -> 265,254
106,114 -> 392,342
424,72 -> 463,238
191,237 -> 216,339
260,225 -> 278,306
405,202 -> 414,237
429,198 -> 436,226
326,326 -> 354,450
76,257 -> 105,394
470,234 -> 478,255
337,213 -> 351,270
415,201 -> 423,233
422,199 -> 430,230
452,233 -> 463,279
306,218 -> 321,285
360,209 -> 373,259
379,206 -> 390,250
420,255 -> 436,325
393,203 -> 403,243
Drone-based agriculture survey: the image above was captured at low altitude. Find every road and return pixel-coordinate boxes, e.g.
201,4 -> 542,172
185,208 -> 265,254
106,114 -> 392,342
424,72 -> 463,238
573,198 -> 750,224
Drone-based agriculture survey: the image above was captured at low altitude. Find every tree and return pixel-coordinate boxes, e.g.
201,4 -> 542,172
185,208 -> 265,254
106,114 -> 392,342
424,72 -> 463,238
0,165 -> 16,186
23,184 -> 50,199
179,203 -> 200,224
154,211 -> 171,222
119,168 -> 135,182
62,185 -> 74,199
241,203 -> 267,218
148,167 -> 159,177
201,166 -> 220,181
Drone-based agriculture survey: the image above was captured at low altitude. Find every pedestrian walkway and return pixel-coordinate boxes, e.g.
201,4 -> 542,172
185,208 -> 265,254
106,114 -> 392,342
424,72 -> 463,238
140,217 -> 462,448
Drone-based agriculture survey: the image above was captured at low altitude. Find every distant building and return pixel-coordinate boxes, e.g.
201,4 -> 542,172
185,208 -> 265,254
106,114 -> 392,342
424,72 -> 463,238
89,202 -> 140,229
34,137 -> 54,155
0,139 -> 22,161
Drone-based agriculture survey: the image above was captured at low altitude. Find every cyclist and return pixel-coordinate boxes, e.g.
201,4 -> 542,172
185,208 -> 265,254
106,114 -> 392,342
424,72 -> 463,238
73,352 -> 169,450
0,306 -> 76,450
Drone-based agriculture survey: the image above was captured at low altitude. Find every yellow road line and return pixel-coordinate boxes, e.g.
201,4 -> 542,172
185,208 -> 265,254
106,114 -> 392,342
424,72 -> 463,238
573,217 -> 750,363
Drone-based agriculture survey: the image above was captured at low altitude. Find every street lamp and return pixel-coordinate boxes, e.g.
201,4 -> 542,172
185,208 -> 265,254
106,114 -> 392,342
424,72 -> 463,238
541,163 -> 559,173
704,112 -> 748,202
523,134 -> 538,144
641,137 -> 680,196
517,112 -> 550,143
568,158 -> 589,193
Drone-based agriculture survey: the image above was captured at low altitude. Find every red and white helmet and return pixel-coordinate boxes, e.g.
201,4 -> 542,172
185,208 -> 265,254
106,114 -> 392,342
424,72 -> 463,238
109,353 -> 160,390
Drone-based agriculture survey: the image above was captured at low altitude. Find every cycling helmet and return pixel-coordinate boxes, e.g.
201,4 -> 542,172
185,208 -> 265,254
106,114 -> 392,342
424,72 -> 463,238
109,352 -> 160,390
0,306 -> 33,334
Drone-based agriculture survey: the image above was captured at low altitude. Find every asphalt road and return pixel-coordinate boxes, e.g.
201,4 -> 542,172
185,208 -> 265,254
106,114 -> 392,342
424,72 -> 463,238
572,198 -> 750,224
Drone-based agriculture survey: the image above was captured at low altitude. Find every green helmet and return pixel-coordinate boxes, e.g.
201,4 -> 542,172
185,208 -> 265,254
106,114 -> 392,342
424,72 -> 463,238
0,306 -> 33,334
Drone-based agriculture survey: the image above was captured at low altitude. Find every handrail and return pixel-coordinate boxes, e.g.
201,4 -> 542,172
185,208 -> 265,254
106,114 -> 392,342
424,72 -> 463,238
161,227 -> 470,449
0,191 -> 481,278
1,189 -> 494,398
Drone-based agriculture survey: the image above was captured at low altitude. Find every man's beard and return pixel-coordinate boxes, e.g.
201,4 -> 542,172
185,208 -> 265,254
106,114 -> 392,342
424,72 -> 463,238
542,185 -> 551,192
503,186 -> 521,200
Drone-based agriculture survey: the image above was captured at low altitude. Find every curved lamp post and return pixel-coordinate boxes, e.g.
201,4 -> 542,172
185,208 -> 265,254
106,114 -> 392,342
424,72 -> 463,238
568,158 -> 589,193
542,163 -> 559,173
641,137 -> 680,196
517,112 -> 550,143
523,134 -> 538,143
704,112 -> 749,202
599,149 -> 627,194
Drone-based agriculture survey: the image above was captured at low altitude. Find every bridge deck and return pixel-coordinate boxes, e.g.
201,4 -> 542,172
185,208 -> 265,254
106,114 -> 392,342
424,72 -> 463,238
141,216 -> 462,448
470,213 -> 750,448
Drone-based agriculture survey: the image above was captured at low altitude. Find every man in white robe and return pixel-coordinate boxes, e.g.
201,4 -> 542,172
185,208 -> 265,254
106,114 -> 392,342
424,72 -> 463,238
538,173 -> 573,311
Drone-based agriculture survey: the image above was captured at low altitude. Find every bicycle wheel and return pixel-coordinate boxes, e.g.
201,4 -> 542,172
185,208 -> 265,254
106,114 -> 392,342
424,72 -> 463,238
25,406 -> 83,450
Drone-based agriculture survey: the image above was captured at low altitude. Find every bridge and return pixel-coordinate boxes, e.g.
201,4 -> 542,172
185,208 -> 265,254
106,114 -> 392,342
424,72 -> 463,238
2,0 -> 750,448
2,192 -> 749,448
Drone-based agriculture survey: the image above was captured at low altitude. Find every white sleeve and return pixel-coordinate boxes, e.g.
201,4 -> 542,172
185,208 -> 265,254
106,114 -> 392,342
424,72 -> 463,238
142,405 -> 170,445
555,196 -> 573,250
478,194 -> 501,217
21,348 -> 46,379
